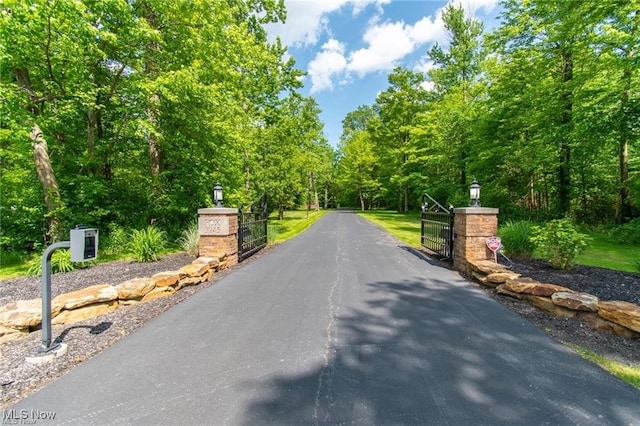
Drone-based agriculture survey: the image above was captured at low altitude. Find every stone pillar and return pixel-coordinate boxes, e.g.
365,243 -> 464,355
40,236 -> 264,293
198,208 -> 239,267
453,207 -> 499,275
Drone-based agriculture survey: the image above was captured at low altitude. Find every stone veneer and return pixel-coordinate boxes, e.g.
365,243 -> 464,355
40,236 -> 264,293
469,259 -> 640,339
453,207 -> 499,275
198,208 -> 239,267
0,255 -> 228,344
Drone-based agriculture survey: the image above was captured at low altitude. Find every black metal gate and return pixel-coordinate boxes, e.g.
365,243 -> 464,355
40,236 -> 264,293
420,193 -> 454,259
238,195 -> 268,262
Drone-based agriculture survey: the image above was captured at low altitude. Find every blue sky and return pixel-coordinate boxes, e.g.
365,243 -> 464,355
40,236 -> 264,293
266,0 -> 502,148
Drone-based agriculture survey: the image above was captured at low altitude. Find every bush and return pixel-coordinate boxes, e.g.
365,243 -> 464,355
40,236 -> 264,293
530,219 -> 589,269
178,222 -> 199,256
128,226 -> 166,262
102,224 -> 129,256
27,249 -> 75,276
498,220 -> 535,258
608,218 -> 640,245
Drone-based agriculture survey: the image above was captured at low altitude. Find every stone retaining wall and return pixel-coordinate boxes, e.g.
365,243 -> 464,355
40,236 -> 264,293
469,259 -> 640,339
0,255 -> 229,344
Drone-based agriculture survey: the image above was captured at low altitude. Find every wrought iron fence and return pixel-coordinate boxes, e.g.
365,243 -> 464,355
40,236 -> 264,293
421,193 -> 454,259
238,195 -> 268,262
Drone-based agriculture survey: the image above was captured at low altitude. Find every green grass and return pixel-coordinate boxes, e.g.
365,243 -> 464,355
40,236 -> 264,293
268,209 -> 328,244
357,210 -> 422,247
575,232 -> 639,273
570,345 -> 640,389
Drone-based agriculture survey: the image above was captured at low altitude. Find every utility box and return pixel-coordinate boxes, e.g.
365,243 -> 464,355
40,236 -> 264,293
70,227 -> 98,262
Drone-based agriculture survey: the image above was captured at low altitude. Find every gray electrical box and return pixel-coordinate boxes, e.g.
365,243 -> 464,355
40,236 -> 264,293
70,227 -> 98,262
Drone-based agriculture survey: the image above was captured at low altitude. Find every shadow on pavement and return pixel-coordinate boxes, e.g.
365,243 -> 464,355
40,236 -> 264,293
239,275 -> 640,424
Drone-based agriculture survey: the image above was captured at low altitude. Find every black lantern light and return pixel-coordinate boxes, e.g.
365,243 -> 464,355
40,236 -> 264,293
470,179 -> 481,207
213,183 -> 223,208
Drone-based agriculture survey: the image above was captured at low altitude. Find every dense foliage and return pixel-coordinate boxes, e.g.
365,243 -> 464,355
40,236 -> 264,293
1,1 -> 638,257
335,1 -> 639,225
0,0 -> 333,253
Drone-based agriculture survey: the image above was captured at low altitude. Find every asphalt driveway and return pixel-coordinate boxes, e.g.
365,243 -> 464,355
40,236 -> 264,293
12,211 -> 640,425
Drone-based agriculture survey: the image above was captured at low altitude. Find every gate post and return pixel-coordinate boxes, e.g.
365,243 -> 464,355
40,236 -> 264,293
452,207 -> 499,275
198,208 -> 239,268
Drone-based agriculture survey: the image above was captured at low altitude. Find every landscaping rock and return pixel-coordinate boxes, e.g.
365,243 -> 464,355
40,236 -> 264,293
551,292 -> 599,312
525,295 -> 577,318
53,284 -> 118,310
486,271 -> 521,284
504,278 -> 573,297
0,299 -> 62,328
576,312 -> 640,339
141,286 -> 175,302
116,277 -> 156,299
151,271 -> 182,287
52,301 -> 119,325
179,262 -> 210,278
597,301 -> 640,333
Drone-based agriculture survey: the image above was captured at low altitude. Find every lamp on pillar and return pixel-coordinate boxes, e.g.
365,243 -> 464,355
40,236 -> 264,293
470,179 -> 481,207
213,183 -> 223,208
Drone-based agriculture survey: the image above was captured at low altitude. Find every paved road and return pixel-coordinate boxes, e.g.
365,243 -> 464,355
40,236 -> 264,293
13,212 -> 640,425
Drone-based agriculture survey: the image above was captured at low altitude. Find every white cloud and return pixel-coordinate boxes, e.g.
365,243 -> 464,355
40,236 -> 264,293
308,39 -> 348,93
266,0 -> 390,48
346,13 -> 446,77
453,0 -> 499,16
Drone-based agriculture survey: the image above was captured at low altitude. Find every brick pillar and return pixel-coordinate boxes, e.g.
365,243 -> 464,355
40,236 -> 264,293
453,207 -> 499,276
198,208 -> 239,267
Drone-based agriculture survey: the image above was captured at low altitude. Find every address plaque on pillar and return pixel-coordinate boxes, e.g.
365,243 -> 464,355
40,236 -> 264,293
198,216 -> 230,236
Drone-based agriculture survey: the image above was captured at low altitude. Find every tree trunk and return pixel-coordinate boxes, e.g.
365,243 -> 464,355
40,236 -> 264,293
310,172 -> 319,211
148,94 -> 162,178
359,187 -> 365,211
324,186 -> 328,209
30,124 -> 63,242
558,47 -> 573,216
615,11 -> 637,222
88,107 -> 97,157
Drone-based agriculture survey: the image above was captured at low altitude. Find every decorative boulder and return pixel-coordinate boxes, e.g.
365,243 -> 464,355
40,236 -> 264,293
485,271 -> 522,285
179,262 -> 210,278
141,286 -> 175,302
53,284 -> 118,310
52,300 -> 119,325
0,324 -> 29,344
551,292 -> 599,312
151,271 -> 182,288
0,299 -> 62,328
597,301 -> 640,333
504,278 -> 573,297
525,295 -> 577,318
193,256 -> 219,269
468,260 -> 509,275
116,278 -> 156,300
577,312 -> 639,339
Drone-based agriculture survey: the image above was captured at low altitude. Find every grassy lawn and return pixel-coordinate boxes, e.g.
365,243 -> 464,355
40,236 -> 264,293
357,210 -> 422,247
576,232 -> 639,273
268,209 -> 327,244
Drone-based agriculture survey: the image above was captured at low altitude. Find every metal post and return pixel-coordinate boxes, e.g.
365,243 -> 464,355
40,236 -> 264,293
40,241 -> 70,352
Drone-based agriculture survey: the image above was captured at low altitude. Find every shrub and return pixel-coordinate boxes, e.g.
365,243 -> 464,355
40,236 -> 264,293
178,222 -> 199,256
530,219 -> 589,269
102,224 -> 129,256
498,220 -> 535,258
608,218 -> 640,245
27,249 -> 75,276
128,226 -> 166,262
